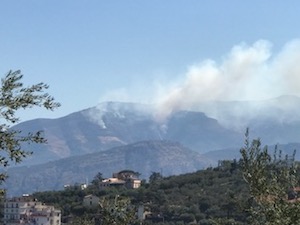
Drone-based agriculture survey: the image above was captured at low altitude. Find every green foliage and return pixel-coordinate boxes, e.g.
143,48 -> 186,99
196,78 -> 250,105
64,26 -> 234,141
0,70 -> 60,189
70,215 -> 95,225
240,129 -> 300,225
91,172 -> 103,186
149,172 -> 163,185
33,163 -> 250,224
34,130 -> 300,224
27,129 -> 300,224
100,195 -> 137,225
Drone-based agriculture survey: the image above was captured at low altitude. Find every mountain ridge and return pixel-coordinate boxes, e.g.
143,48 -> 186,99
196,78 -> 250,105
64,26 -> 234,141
4,140 -> 210,196
5,96 -> 300,195
13,102 -> 242,167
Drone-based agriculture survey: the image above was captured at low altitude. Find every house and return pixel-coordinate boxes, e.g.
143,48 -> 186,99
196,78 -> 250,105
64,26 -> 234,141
83,194 -> 100,208
99,177 -> 126,189
99,170 -> 141,190
80,183 -> 88,190
126,178 -> 141,189
3,195 -> 61,225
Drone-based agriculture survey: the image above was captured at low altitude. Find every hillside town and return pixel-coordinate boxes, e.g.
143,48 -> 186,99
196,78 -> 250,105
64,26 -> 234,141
2,170 -> 142,225
3,195 -> 61,225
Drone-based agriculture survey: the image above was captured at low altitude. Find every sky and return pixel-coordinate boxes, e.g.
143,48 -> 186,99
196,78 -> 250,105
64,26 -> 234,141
1,1 -> 300,122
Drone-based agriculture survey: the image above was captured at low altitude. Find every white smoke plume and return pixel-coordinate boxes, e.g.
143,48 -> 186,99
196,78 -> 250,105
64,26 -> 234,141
154,39 -> 300,123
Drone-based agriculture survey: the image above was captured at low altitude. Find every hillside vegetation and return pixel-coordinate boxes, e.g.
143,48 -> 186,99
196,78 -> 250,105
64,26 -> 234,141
4,140 -> 210,196
33,160 -> 250,224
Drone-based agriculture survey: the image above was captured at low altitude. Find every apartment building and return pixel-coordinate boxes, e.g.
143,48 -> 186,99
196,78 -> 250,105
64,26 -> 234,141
3,195 -> 61,225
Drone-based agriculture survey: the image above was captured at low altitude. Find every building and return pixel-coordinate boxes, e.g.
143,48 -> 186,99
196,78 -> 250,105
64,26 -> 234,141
99,170 -> 141,190
3,195 -> 61,225
126,178 -> 141,189
99,177 -> 126,189
83,194 -> 100,208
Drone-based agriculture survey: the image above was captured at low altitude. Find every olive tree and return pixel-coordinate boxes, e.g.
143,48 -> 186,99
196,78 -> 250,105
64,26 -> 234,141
99,195 -> 137,225
240,129 -> 300,225
0,70 -> 60,188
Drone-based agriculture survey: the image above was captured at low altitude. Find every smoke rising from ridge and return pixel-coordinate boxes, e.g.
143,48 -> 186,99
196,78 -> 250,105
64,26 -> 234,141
96,40 -> 300,129
154,39 -> 300,122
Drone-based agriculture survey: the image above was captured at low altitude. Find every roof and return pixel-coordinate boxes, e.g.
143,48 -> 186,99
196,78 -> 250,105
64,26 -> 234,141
101,178 -> 126,184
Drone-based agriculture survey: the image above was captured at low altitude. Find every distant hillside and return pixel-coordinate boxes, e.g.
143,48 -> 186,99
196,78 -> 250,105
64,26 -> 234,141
202,142 -> 300,164
4,140 -> 210,196
194,95 -> 300,145
13,102 -> 241,167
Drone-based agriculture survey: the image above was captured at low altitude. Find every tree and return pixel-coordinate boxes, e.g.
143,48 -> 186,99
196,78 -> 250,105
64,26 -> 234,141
149,172 -> 163,185
99,195 -> 137,225
240,129 -> 300,225
0,70 -> 60,190
91,172 -> 104,186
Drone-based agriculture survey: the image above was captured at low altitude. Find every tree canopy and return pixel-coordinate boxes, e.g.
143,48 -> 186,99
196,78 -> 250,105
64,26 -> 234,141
32,130 -> 300,224
240,129 -> 300,225
0,70 -> 60,189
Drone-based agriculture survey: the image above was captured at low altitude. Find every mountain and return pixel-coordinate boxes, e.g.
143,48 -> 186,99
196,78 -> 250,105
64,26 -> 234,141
202,142 -> 300,164
193,95 -> 300,144
5,96 -> 300,195
13,102 -> 241,167
10,96 -> 300,167
3,140 -> 210,196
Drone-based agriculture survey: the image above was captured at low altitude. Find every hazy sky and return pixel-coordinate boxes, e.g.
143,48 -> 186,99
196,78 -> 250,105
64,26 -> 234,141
1,1 -> 300,121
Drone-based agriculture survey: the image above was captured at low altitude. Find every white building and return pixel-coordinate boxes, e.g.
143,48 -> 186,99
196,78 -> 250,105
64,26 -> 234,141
3,195 -> 61,225
83,194 -> 100,208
